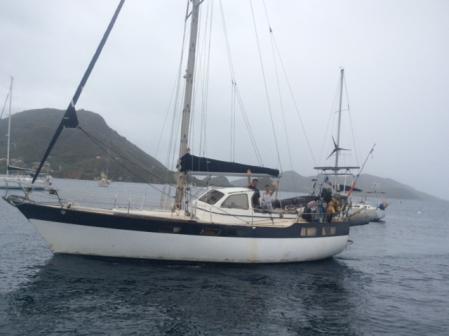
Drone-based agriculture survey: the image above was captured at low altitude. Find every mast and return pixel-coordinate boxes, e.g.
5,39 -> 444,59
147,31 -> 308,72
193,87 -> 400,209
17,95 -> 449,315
335,68 -> 344,170
6,76 -> 13,176
175,0 -> 202,210
334,68 -> 344,189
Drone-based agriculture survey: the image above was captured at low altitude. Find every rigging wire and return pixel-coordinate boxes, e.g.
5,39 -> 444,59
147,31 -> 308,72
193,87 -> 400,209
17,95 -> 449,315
319,81 -> 340,162
188,0 -> 212,157
218,1 -> 236,89
161,0 -> 191,207
165,0 -> 190,172
269,31 -> 317,166
230,80 -> 237,161
249,0 -> 283,172
218,0 -> 237,162
271,43 -> 294,170
343,75 -> 360,165
154,80 -> 180,160
32,0 -> 125,184
218,0 -> 263,165
0,92 -> 10,120
235,87 -> 263,164
198,0 -> 214,157
78,126 -> 173,198
189,0 -> 211,156
261,0 -> 294,171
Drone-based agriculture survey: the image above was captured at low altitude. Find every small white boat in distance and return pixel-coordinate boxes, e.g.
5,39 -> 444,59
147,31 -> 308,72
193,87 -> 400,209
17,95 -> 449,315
97,172 -> 111,188
0,174 -> 52,191
349,202 -> 385,225
0,77 -> 52,191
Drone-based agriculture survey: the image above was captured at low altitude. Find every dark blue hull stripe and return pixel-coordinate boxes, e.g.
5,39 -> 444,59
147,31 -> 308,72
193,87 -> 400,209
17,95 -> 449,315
14,202 -> 350,239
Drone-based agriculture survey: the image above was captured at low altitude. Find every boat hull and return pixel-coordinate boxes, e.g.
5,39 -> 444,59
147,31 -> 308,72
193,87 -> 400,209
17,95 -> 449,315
348,204 -> 385,226
0,175 -> 50,191
31,219 -> 348,263
0,185 -> 46,191
6,196 -> 350,263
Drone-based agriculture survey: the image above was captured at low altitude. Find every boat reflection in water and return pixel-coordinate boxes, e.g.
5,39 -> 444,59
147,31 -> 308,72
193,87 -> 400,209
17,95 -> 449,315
2,254 -> 362,335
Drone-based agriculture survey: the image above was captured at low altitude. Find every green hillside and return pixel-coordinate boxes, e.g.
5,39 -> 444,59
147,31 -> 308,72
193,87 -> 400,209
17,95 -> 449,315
0,108 -> 173,183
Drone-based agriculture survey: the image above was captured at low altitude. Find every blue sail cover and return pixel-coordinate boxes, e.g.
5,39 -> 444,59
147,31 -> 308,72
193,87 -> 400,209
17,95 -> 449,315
179,154 -> 280,177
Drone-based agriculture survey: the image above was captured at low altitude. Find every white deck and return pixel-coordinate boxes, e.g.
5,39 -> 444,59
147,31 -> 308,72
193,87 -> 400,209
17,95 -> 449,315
57,203 -> 314,229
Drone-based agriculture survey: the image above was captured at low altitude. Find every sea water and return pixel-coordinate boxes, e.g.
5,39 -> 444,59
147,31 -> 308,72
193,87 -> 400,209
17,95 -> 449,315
0,179 -> 448,335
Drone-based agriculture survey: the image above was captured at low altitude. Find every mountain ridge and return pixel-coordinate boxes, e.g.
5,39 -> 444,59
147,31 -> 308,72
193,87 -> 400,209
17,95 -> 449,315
278,171 -> 443,201
0,108 -> 442,201
0,108 -> 173,183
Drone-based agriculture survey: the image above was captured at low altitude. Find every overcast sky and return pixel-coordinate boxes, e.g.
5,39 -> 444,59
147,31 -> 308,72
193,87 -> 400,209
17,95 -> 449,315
1,0 -> 448,199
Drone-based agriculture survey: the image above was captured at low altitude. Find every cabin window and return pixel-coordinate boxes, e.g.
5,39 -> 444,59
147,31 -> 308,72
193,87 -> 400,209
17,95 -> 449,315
322,226 -> 337,236
300,227 -> 317,237
199,190 -> 224,205
221,194 -> 249,210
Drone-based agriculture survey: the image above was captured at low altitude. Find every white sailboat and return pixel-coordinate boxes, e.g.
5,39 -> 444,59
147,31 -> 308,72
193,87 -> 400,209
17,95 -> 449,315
97,172 -> 111,188
0,77 -> 52,191
5,0 -> 353,263
350,202 -> 385,224
311,68 -> 385,226
355,188 -> 388,223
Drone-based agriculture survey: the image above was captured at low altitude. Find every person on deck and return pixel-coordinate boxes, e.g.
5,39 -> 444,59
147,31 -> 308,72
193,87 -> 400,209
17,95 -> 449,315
260,184 -> 274,211
246,170 -> 260,208
326,198 -> 339,223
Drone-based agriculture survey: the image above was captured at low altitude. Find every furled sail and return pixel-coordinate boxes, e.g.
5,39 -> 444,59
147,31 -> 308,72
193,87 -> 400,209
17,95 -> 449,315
179,153 -> 280,177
